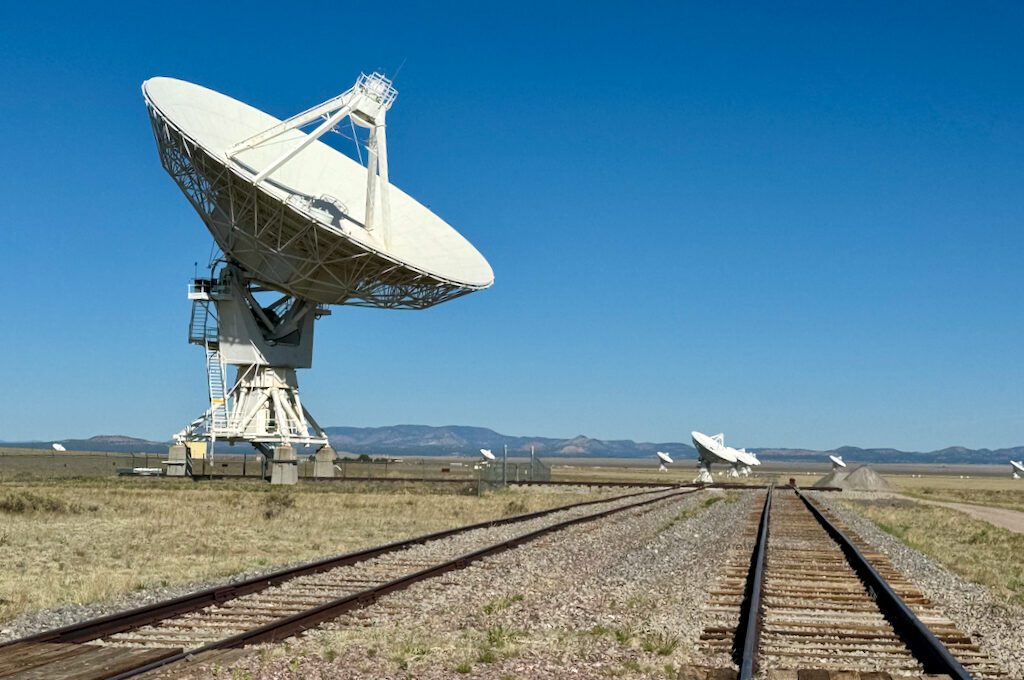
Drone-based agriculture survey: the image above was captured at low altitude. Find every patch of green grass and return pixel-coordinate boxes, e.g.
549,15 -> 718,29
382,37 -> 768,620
476,647 -> 498,663
391,637 -> 429,670
612,625 -> 635,645
640,631 -> 679,656
485,624 -> 521,648
455,661 -> 473,673
875,520 -> 909,538
482,593 -> 524,614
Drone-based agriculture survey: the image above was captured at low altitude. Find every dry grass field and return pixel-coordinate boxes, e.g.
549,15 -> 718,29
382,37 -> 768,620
0,477 -> 610,624
4,445 -> 1021,630
841,497 -> 1024,605
886,474 -> 1024,512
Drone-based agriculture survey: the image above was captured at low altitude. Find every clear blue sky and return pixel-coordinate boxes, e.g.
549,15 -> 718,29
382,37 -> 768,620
1,1 -> 1021,451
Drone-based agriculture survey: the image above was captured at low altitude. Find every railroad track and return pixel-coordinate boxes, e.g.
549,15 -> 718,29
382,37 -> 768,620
0,486 -> 694,679
699,487 -> 1005,679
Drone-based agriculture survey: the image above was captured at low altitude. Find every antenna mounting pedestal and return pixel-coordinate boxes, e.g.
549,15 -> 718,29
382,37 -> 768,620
172,265 -> 330,483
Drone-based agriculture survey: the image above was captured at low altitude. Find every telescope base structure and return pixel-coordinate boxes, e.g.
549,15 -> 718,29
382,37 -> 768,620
694,462 -> 714,484
171,267 -> 331,482
1014,472 -> 1021,480
219,366 -> 328,449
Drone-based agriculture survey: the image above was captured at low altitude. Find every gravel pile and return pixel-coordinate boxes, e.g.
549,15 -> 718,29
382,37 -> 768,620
814,465 -> 891,490
814,492 -> 1024,679
184,489 -> 755,679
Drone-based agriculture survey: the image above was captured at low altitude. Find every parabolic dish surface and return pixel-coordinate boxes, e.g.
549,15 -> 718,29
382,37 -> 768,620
732,448 -> 758,466
692,432 -> 737,464
143,77 -> 493,308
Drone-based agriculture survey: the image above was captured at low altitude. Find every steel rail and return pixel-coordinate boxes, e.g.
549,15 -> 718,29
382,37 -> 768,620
510,480 -> 819,490
795,489 -> 973,680
1,486 -> 671,649
110,488 -> 697,679
736,484 -> 772,680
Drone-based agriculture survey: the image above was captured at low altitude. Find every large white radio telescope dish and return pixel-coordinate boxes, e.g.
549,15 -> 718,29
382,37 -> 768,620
51,443 -> 66,452
480,448 -> 496,461
829,454 -> 847,469
1012,460 -> 1024,479
143,76 -> 493,308
656,451 -> 673,465
146,72 -> 494,480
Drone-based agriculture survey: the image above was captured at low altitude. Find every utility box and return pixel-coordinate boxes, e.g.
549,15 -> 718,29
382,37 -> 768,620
187,441 -> 208,460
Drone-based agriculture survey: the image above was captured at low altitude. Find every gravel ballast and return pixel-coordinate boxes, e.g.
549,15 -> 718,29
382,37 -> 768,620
815,491 -> 1024,679
0,488 -> 629,644
182,489 -> 755,679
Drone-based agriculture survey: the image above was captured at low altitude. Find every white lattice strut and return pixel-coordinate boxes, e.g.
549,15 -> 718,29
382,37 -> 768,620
226,73 -> 397,249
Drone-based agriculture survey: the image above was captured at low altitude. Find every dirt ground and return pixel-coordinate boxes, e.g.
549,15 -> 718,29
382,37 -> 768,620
898,495 -> 1024,535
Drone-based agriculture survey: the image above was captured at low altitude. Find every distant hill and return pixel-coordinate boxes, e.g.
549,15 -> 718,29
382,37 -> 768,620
322,425 -> 697,459
1,435 -> 172,454
3,425 -> 1022,464
751,444 -> 1024,465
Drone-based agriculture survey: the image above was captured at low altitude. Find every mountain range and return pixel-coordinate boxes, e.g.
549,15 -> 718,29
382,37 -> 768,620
2,426 -> 1023,465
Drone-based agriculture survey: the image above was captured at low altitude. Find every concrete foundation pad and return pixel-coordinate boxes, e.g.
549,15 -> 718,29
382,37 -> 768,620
271,445 -> 298,485
165,444 -> 190,477
313,446 -> 337,479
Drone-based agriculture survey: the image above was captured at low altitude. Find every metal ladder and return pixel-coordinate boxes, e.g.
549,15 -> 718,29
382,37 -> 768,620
189,300 -> 228,435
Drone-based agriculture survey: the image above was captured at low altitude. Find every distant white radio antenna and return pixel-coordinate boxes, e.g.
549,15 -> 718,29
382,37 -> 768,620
480,448 -> 496,462
829,454 -> 847,470
1012,460 -> 1024,479
691,431 -> 737,483
51,443 -> 67,452
730,447 -> 760,477
656,451 -> 673,472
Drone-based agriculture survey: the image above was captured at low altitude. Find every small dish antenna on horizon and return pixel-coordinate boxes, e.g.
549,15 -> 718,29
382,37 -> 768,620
691,431 -> 738,483
51,443 -> 66,452
829,454 -> 847,471
729,447 -> 760,477
1012,460 -> 1024,479
656,450 -> 673,472
480,448 -> 496,462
